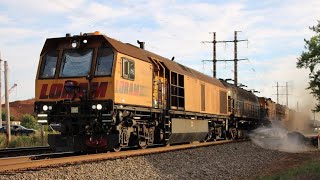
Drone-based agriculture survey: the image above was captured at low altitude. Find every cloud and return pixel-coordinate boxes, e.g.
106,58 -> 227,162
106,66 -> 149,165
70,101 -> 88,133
241,55 -> 313,108
0,14 -> 11,24
0,0 -> 319,107
0,0 -> 82,14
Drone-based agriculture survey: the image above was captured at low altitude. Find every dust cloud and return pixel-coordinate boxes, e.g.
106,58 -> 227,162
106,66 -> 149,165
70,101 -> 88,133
249,121 -> 311,153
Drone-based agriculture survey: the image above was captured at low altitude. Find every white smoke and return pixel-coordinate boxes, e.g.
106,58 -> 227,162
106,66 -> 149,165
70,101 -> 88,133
249,121 -> 311,153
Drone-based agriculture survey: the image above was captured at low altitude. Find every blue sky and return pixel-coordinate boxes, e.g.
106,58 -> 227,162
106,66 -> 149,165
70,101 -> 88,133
0,0 -> 319,113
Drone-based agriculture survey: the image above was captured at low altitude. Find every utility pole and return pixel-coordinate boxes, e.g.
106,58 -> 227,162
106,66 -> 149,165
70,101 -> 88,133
202,32 -> 226,78
276,82 -> 279,104
286,82 -> 289,107
273,82 -> 290,106
312,110 -> 317,130
234,31 -> 238,86
5,61 -> 10,147
213,32 -> 216,78
0,52 -> 2,128
202,31 -> 248,86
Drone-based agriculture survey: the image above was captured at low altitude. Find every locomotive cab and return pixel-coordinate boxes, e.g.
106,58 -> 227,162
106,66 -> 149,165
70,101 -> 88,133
35,32 -> 120,151
35,32 -> 157,152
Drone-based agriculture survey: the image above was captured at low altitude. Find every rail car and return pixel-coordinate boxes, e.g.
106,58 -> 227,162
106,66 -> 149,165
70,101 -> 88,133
258,97 -> 289,122
219,81 -> 263,137
34,32 -> 274,152
259,97 -> 312,131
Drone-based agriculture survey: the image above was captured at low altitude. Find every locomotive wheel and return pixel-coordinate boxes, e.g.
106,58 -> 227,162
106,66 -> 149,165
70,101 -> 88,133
113,143 -> 122,152
204,132 -> 212,142
139,139 -> 148,149
113,146 -> 122,152
229,128 -> 237,140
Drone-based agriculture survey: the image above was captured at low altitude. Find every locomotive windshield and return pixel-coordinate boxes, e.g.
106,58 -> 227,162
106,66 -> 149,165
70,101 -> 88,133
39,50 -> 58,78
59,49 -> 93,77
95,47 -> 114,76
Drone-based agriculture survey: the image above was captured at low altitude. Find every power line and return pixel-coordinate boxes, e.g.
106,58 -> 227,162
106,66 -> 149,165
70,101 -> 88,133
202,31 -> 248,86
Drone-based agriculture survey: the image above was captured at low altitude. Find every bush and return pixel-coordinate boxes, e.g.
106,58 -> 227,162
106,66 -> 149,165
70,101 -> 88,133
20,114 -> 39,130
0,133 -> 48,148
1,112 -> 16,121
0,135 -> 6,148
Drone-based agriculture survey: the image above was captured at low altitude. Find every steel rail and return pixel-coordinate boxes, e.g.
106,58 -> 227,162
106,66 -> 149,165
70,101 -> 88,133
0,140 -> 248,173
0,146 -> 51,153
0,146 -> 52,158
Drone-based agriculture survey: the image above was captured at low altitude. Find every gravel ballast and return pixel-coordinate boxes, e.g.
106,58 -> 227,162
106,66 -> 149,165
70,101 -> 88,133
0,141 -> 287,179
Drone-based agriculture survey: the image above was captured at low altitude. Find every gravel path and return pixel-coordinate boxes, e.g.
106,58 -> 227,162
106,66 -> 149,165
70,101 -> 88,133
0,141 -> 287,179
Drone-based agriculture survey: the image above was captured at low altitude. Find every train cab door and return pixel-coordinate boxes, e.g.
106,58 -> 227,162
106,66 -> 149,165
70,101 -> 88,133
227,89 -> 236,115
228,96 -> 233,114
149,57 -> 167,109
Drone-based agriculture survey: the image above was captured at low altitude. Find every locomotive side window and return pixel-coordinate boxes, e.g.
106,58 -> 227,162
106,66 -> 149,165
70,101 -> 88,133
59,49 -> 93,78
39,50 -> 58,79
122,58 -> 135,80
95,47 -> 114,76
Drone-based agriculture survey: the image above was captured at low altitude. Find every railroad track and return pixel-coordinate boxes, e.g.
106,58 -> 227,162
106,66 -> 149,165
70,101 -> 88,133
0,146 -> 52,158
0,140 -> 247,173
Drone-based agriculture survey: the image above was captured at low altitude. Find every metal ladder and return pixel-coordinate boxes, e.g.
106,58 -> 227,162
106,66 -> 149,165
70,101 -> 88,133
164,115 -> 171,141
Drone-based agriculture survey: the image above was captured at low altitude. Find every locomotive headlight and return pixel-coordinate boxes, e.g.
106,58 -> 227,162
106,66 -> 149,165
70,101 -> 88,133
83,39 -> 88,44
97,104 -> 102,110
48,106 -> 52,110
43,105 -> 48,111
71,40 -> 78,48
92,105 -> 97,109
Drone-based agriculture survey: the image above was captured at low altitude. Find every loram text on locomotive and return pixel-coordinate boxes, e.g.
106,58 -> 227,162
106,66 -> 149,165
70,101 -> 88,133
39,82 -> 108,99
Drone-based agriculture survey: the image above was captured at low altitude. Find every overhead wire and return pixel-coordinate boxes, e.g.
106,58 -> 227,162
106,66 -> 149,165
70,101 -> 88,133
49,0 -> 254,79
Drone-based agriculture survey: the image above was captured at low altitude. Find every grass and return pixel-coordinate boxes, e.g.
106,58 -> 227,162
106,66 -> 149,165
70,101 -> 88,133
256,159 -> 320,180
0,132 -> 49,148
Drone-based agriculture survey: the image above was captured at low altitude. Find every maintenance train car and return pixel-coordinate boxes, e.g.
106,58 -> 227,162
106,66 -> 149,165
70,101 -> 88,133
258,97 -> 289,122
35,32 -> 244,152
219,80 -> 261,137
35,32 -> 294,152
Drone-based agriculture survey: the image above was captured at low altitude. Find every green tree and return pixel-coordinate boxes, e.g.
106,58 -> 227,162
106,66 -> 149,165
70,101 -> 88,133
297,20 -> 320,111
2,112 -> 16,121
20,114 -> 38,130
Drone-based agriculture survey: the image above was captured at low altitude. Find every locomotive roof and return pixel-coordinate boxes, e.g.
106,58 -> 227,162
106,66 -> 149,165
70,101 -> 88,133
42,34 -> 225,88
103,35 -> 226,88
220,81 -> 259,103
